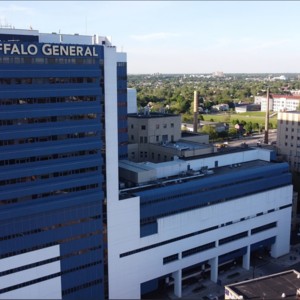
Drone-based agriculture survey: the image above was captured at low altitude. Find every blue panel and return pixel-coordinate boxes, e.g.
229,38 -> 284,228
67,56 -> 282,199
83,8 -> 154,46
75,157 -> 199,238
141,278 -> 159,295
251,237 -> 276,251
140,222 -> 158,237
219,247 -> 247,264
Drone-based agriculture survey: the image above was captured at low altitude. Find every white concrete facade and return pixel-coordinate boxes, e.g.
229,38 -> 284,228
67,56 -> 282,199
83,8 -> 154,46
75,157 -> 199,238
0,246 -> 62,299
108,185 -> 292,299
255,95 -> 300,112
109,146 -> 293,299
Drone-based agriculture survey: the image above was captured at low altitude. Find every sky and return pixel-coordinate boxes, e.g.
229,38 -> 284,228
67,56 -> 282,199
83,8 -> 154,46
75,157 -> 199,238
1,1 -> 300,74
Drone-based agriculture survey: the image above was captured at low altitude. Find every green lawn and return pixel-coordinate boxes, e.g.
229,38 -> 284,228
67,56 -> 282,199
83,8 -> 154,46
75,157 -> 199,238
201,111 -> 277,128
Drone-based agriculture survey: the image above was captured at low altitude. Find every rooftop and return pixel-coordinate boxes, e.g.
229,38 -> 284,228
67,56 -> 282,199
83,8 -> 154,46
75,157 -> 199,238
226,269 -> 300,299
128,112 -> 179,119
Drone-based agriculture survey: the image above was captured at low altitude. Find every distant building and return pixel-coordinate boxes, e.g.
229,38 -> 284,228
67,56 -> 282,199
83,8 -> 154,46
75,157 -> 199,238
235,104 -> 261,113
199,121 -> 229,133
212,103 -> 229,111
225,269 -> 300,299
291,90 -> 300,96
255,94 -> 300,112
277,111 -> 300,173
128,112 -> 211,162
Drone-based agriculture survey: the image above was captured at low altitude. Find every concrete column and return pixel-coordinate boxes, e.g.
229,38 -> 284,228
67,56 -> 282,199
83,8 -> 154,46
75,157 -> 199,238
209,257 -> 218,283
243,245 -> 251,270
172,269 -> 182,298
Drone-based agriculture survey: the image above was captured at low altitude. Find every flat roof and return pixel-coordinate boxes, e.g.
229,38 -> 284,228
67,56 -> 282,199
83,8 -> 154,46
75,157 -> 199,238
128,112 -> 179,119
226,270 -> 300,299
160,140 -> 210,151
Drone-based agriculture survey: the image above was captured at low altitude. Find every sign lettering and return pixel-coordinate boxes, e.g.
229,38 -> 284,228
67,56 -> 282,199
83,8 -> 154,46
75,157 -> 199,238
0,43 -> 99,57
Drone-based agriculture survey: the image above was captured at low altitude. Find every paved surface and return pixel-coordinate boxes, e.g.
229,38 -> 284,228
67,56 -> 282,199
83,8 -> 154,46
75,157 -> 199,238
158,243 -> 300,300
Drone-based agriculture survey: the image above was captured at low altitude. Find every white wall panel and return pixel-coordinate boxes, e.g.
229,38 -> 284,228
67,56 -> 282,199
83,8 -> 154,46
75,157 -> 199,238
0,246 -> 61,299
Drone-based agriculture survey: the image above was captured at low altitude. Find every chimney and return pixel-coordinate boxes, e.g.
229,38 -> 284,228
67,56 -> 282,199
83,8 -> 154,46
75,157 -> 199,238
193,91 -> 199,133
264,87 -> 270,144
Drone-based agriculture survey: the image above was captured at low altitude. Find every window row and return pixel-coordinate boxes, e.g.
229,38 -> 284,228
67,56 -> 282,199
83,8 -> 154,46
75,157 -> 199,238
219,231 -> 248,245
0,77 -> 97,85
121,204 -> 290,258
0,149 -> 98,167
0,244 -> 101,277
251,222 -> 277,234
0,56 -> 103,65
0,131 -> 99,146
1,183 -> 99,206
0,166 -> 99,186
0,95 -> 98,105
0,260 -> 102,295
0,114 -> 98,126
0,215 -> 101,242
1,229 -> 102,259
182,241 -> 216,258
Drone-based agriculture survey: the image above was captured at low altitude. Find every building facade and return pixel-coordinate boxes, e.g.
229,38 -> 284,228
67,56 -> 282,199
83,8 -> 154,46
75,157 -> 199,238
0,28 -> 126,299
255,94 -> 300,112
110,147 -> 293,299
277,111 -> 300,173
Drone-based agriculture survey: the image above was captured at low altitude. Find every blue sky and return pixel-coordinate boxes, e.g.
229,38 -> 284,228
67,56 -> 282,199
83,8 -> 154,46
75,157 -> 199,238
1,1 -> 300,74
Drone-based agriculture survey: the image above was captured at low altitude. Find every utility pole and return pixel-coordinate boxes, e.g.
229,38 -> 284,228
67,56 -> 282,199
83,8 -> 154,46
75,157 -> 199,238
264,87 -> 270,145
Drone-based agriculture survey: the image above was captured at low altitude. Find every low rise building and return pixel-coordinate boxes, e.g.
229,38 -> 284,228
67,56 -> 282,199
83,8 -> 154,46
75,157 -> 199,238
225,269 -> 300,299
110,146 -> 293,299
255,94 -> 300,112
128,112 -> 213,162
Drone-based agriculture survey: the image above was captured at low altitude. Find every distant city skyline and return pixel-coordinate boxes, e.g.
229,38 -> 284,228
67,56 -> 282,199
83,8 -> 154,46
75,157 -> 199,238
1,1 -> 300,74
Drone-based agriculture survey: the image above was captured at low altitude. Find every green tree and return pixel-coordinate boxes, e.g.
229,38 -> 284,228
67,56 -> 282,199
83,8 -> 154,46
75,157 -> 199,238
201,125 -> 218,141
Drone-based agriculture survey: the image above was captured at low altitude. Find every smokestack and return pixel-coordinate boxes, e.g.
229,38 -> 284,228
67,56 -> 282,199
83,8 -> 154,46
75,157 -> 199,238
264,87 -> 270,144
193,91 -> 199,133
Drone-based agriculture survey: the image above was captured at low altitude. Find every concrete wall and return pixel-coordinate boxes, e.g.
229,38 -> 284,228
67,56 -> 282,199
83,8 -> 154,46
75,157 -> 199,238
108,185 -> 292,299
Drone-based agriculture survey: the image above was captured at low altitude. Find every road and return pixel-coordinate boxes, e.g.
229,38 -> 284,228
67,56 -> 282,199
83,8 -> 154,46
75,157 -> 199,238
225,130 -> 277,148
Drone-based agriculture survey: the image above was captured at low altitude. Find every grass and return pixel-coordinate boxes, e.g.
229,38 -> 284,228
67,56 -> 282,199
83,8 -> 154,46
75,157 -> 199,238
201,111 -> 277,128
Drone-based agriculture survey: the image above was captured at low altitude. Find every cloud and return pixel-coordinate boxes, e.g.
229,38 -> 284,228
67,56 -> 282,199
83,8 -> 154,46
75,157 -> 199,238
130,32 -> 181,41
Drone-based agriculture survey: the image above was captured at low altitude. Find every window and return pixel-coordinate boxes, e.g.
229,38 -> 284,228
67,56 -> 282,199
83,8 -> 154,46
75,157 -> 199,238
144,137 -> 148,143
171,123 -> 174,128
163,254 -> 178,264
163,124 -> 167,128
156,124 -> 160,129
156,136 -> 159,142
131,124 -> 133,129
141,125 -> 146,130
140,137 -> 143,143
140,152 -> 143,158
131,135 -> 134,141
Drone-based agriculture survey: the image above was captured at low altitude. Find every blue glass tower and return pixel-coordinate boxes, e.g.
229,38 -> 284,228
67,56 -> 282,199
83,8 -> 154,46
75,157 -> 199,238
0,29 -> 123,299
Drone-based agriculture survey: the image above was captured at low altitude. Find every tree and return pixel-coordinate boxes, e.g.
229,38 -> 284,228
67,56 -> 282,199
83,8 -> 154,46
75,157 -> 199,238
201,125 -> 218,141
244,122 -> 253,134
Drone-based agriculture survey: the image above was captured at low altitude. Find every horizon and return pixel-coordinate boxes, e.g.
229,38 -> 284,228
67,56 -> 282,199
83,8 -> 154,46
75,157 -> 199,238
1,1 -> 300,74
